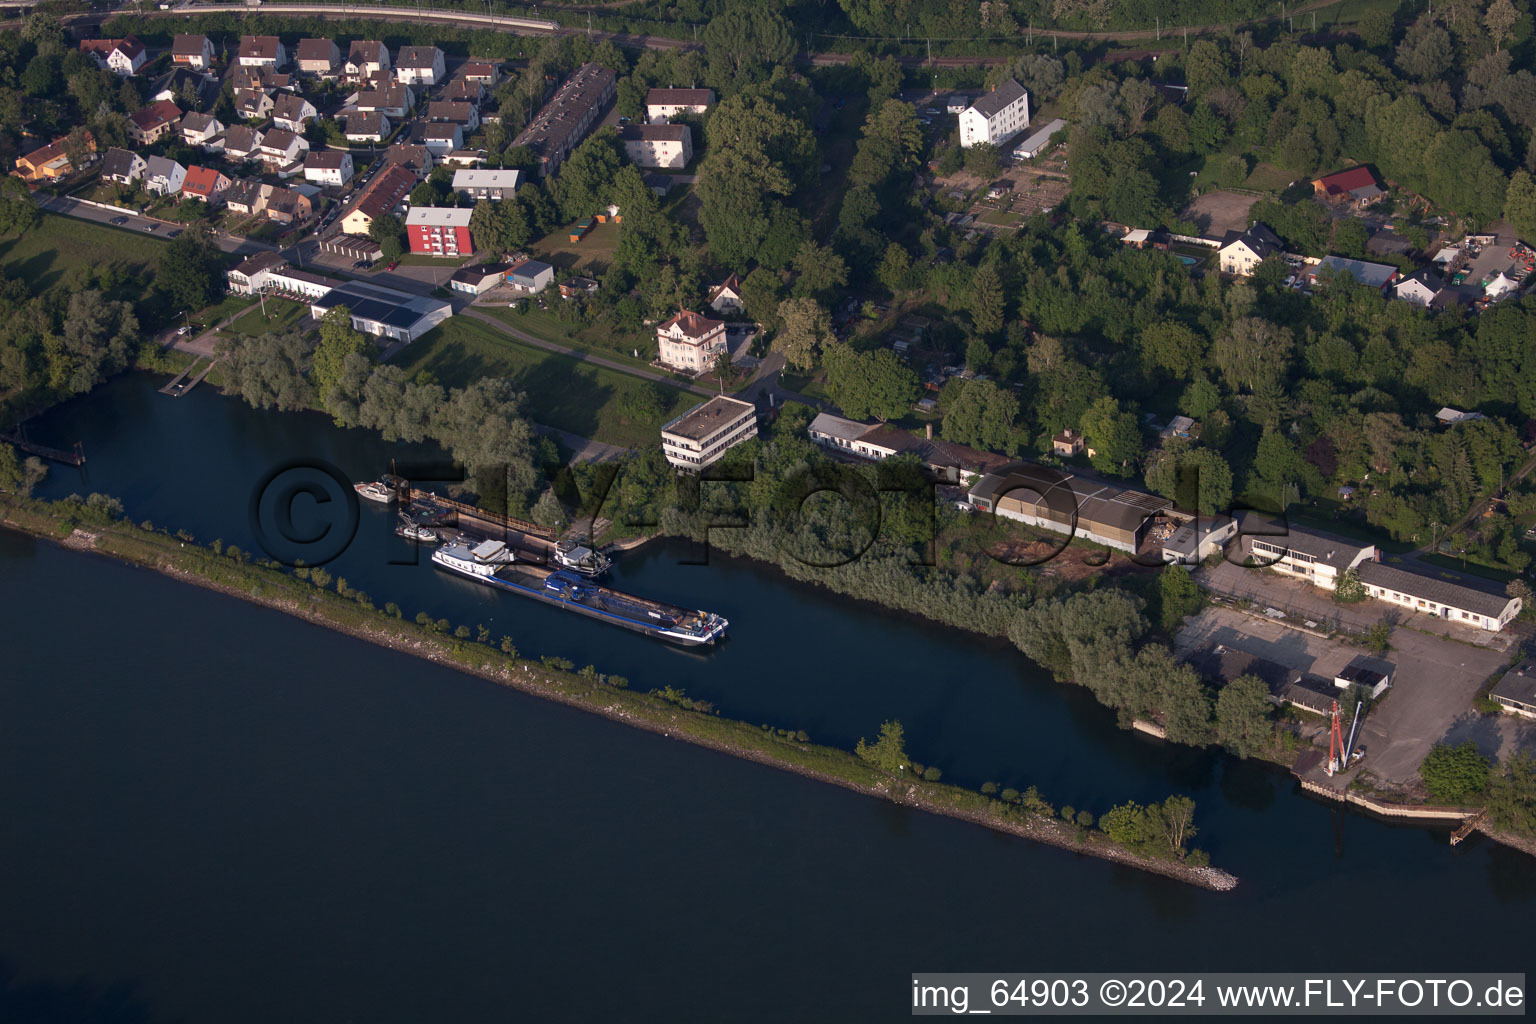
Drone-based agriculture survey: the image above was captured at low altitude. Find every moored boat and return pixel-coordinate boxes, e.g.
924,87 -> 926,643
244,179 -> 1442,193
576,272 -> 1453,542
355,480 -> 396,504
552,540 -> 612,577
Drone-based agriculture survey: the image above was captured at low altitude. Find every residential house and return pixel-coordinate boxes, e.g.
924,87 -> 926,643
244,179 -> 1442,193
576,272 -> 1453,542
1393,269 -> 1443,307
505,258 -> 555,293
344,111 -> 390,143
171,34 -> 215,69
180,165 -> 231,205
442,149 -> 485,168
149,67 -> 219,110
355,83 -> 413,120
295,38 -> 340,76
257,128 -> 308,173
226,251 -> 288,294
512,62 -> 616,178
265,187 -> 313,226
143,156 -> 187,197
655,309 -> 727,373
224,178 -> 273,216
1311,166 -> 1382,206
661,396 -> 758,471
345,40 -> 390,80
406,207 -> 473,257
559,277 -> 599,300
340,163 -> 416,235
645,87 -> 714,123
233,88 -> 276,122
13,133 -> 92,182
303,149 -> 355,187
442,79 -> 487,105
410,122 -> 462,157
459,60 -> 499,86
959,78 -> 1029,148
452,168 -> 520,200
219,125 -> 265,163
1305,255 -> 1398,292
1051,428 -> 1085,456
271,94 -> 318,134
819,417 -> 1012,488
427,100 -> 480,131
100,146 -> 146,185
448,262 -> 511,295
128,100 -> 182,145
81,37 -> 146,76
396,45 -> 445,85
381,143 -> 433,179
1217,222 -> 1283,276
706,273 -> 743,315
232,66 -> 295,92
179,111 -> 224,147
1012,117 -> 1067,160
618,123 -> 692,169
238,36 -> 286,69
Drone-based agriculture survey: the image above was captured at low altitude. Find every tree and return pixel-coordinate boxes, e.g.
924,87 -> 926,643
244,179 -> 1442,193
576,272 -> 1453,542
696,92 -> 816,269
1334,568 -> 1366,603
0,177 -> 40,236
702,7 -> 794,88
1215,676 -> 1272,759
940,379 -> 1018,453
822,343 -> 919,421
1506,171 -> 1536,245
1157,564 -> 1203,632
791,241 -> 848,303
855,719 -> 908,775
431,376 -> 539,507
877,243 -> 911,293
1144,445 -> 1233,517
1079,396 -> 1142,475
1485,0 -> 1518,50
1211,317 -> 1292,393
1419,741 -> 1491,804
969,262 -> 1004,336
1140,322 -> 1206,379
1145,795 -> 1198,857
470,197 -> 531,254
772,297 -> 829,372
369,213 -> 405,260
1486,754 -> 1536,837
216,330 -> 314,411
550,129 -> 622,222
157,225 -> 223,313
56,290 -> 137,394
530,488 -> 568,530
313,307 -> 372,416
0,442 -> 20,493
1365,619 -> 1392,656
963,141 -> 1001,179
849,98 -> 923,189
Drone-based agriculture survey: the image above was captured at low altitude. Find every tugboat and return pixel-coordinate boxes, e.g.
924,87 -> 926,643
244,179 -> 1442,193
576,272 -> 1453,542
552,539 -> 612,577
355,480 -> 396,504
395,513 -> 439,544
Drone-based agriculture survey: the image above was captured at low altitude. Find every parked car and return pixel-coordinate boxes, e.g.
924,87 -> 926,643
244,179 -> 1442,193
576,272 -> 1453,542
384,260 -> 398,271
109,215 -> 128,225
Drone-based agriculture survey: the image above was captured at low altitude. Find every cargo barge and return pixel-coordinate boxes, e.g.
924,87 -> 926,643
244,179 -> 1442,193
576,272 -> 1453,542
431,540 -> 728,647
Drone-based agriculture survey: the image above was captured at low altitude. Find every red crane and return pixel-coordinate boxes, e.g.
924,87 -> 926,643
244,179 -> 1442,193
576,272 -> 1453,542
1326,700 -> 1346,776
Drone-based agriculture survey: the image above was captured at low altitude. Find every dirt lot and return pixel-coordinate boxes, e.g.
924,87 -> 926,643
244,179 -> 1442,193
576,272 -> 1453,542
1179,188 -> 1261,236
1176,605 -> 1515,792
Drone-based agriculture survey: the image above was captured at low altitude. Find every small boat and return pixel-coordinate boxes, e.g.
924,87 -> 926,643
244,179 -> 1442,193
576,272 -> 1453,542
552,540 -> 611,577
355,480 -> 396,504
397,522 -> 439,543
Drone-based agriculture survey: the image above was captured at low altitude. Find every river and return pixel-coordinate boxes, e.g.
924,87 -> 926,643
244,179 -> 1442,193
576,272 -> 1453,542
1,374 -> 1531,1022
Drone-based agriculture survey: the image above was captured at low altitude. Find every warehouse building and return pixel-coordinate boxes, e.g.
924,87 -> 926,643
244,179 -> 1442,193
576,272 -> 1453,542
309,280 -> 452,342
966,463 -> 1175,555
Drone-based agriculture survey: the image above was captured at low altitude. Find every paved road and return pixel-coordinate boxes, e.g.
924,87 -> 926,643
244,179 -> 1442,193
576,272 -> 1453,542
534,423 -> 629,463
39,194 -> 284,258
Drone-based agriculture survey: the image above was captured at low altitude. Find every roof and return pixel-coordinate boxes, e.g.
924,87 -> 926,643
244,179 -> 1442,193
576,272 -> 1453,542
144,155 -> 183,179
512,63 -> 616,161
808,412 -> 872,443
1220,222 -> 1282,257
645,87 -> 714,107
172,33 -> 209,56
619,123 -> 689,143
1310,255 -> 1397,288
663,396 -> 757,442
708,272 -> 741,302
450,262 -> 512,284
348,40 -> 386,64
353,164 -> 417,219
305,149 -> 351,170
383,144 -> 432,170
968,78 -> 1027,118
346,111 -> 386,134
295,38 -> 337,63
239,35 -> 282,60
265,188 -> 309,213
658,309 -> 724,340
1313,166 -> 1378,196
181,111 -> 219,133
1183,644 -> 1295,691
260,128 -> 302,152
969,462 -> 1172,534
100,147 -> 141,178
460,61 -> 499,79
406,207 -> 473,228
181,165 -> 226,194
1492,663 -> 1536,708
272,93 -> 313,120
428,101 -> 475,121
265,264 -> 332,287
131,100 -> 182,130
1396,268 -> 1443,294
358,84 -> 409,108
1355,560 -> 1515,619
114,36 -> 145,60
230,251 -> 287,278
1238,518 -> 1371,568
310,280 -> 452,330
452,168 -> 520,189
413,123 -> 461,142
222,125 -> 263,153
1336,662 -> 1389,688
507,258 -> 554,282
224,178 -> 267,207
397,45 -> 441,68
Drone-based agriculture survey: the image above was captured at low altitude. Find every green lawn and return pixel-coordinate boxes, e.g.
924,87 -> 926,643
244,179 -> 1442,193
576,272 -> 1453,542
530,218 -> 621,274
1415,553 -> 1521,584
392,252 -> 474,268
1242,162 -> 1294,193
392,317 -> 697,448
479,305 -> 661,375
229,299 -> 309,337
0,213 -> 165,302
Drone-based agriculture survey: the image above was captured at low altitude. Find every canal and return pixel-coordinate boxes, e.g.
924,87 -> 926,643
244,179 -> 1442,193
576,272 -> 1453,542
1,374 -> 1530,1022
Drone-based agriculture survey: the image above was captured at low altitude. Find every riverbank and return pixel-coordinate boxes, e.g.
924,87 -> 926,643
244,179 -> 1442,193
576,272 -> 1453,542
0,494 -> 1236,892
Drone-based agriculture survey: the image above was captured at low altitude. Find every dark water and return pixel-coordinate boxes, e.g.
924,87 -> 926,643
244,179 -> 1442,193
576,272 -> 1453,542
2,375 -> 1531,1022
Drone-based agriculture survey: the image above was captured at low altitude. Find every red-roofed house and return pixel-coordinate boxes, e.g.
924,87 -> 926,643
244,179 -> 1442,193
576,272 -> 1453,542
181,165 -> 232,205
1311,166 -> 1382,205
656,310 -> 727,373
129,100 -> 183,145
81,36 -> 146,76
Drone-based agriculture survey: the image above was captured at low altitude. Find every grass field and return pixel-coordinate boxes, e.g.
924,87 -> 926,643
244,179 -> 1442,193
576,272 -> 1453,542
1416,552 -> 1521,584
0,213 -> 165,301
478,305 -> 658,374
530,219 -> 621,274
229,299 -> 309,336
393,317 -> 696,448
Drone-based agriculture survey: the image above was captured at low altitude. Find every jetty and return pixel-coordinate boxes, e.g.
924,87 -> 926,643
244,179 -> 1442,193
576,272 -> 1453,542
406,488 -> 559,560
2,433 -> 84,466
160,358 -> 218,397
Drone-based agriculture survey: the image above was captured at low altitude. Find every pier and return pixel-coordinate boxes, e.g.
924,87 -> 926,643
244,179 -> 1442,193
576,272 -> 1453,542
2,433 -> 84,466
160,358 -> 218,398
406,488 -> 560,561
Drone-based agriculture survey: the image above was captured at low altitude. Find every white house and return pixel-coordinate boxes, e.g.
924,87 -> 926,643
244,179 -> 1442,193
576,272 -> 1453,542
271,93 -> 318,133
661,396 -> 758,472
396,45 -> 445,86
257,128 -> 307,172
1218,223 -> 1283,276
707,273 -> 743,315
171,34 -> 214,70
237,35 -> 286,69
505,259 -> 555,294
618,123 -> 692,169
959,79 -> 1029,148
345,40 -> 390,80
655,309 -> 727,373
413,122 -> 462,157
234,88 -> 275,121
294,38 -> 341,76
452,168 -> 521,200
143,156 -> 187,197
100,147 -> 145,185
219,125 -> 265,162
1393,269 -> 1443,307
645,87 -> 714,123
344,111 -> 390,143
356,83 -> 414,120
448,262 -> 512,295
303,149 -> 355,187
107,37 -> 146,76
179,111 -> 223,147
427,101 -> 480,131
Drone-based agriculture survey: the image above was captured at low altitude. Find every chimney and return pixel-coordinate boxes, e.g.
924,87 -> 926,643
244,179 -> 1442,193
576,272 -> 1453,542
926,423 -> 933,439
